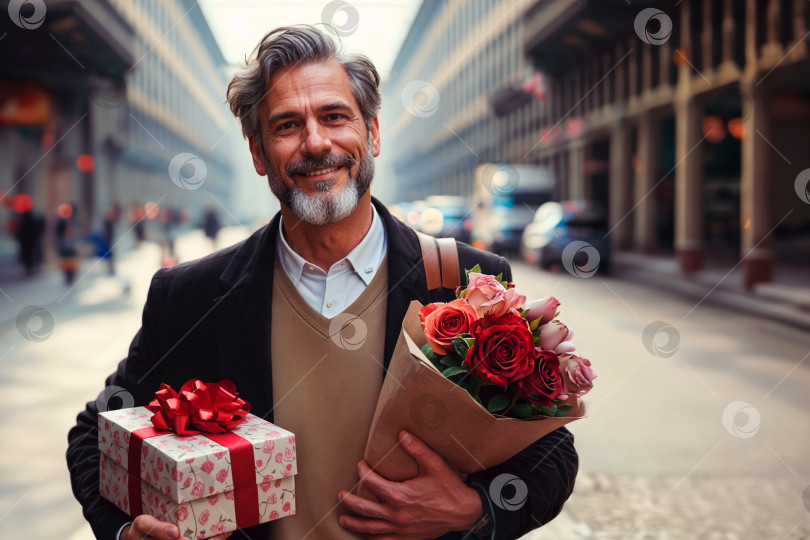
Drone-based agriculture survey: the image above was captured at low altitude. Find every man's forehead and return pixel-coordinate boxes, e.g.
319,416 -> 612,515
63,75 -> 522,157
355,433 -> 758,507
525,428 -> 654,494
265,60 -> 356,109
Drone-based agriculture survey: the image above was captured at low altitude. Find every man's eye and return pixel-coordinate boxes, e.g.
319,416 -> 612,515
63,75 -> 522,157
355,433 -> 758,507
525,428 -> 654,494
326,113 -> 344,121
278,121 -> 295,131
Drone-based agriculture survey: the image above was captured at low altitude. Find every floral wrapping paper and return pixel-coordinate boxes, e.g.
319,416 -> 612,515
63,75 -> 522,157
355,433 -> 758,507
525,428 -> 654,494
98,406 -> 296,537
100,455 -> 295,539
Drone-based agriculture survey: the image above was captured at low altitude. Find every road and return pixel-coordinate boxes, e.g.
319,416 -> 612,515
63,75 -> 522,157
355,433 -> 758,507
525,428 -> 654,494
0,235 -> 807,539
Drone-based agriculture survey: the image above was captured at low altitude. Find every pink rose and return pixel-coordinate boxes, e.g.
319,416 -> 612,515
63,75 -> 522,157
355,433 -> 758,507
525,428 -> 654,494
538,321 -> 569,351
216,469 -> 228,483
174,506 -> 189,522
275,453 -> 283,464
283,502 -> 291,512
201,460 -> 214,474
262,440 -> 275,454
198,509 -> 209,525
164,485 -> 172,498
560,354 -> 597,398
269,511 -> 279,520
288,436 -> 295,444
274,479 -> 282,488
523,297 -> 560,324
214,450 -> 227,460
462,273 -> 526,318
183,477 -> 192,488
208,494 -> 219,505
191,481 -> 205,498
210,522 -> 226,534
171,468 -> 183,482
185,457 -> 195,464
224,488 -> 234,500
284,448 -> 293,460
256,460 -> 263,467
269,493 -> 278,504
156,457 -> 164,472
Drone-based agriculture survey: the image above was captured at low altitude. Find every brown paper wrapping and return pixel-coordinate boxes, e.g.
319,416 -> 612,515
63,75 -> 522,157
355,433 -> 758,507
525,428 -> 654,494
363,301 -> 586,483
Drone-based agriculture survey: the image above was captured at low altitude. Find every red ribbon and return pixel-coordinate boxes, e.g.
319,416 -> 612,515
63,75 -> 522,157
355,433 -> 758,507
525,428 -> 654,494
126,380 -> 260,529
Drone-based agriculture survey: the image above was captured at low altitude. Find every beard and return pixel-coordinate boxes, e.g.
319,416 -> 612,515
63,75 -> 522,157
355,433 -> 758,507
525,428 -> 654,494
264,141 -> 375,226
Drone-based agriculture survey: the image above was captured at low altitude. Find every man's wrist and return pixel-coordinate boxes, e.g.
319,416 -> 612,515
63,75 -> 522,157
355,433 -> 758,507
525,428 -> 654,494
115,521 -> 131,540
467,482 -> 495,538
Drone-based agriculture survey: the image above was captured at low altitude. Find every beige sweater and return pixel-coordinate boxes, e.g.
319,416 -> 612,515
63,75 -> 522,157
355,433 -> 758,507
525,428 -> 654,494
268,254 -> 388,539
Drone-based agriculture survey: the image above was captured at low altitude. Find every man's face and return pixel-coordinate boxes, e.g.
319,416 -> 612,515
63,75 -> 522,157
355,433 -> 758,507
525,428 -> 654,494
248,60 -> 381,225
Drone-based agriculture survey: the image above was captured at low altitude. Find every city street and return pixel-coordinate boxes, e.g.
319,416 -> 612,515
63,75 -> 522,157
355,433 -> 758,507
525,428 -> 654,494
0,233 -> 808,539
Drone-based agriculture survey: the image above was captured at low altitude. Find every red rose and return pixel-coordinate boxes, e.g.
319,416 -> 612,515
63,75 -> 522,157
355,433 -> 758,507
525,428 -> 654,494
516,349 -> 563,406
420,299 -> 479,355
466,312 -> 535,386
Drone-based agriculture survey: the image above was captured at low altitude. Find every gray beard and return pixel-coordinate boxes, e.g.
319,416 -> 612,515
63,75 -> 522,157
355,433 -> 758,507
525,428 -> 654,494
264,144 -> 375,226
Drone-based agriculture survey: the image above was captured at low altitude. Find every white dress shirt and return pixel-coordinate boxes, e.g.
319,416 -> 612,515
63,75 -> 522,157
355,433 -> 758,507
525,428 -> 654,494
276,206 -> 388,318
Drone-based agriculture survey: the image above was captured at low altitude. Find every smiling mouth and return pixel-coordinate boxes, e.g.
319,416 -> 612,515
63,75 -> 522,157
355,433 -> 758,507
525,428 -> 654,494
299,165 -> 342,178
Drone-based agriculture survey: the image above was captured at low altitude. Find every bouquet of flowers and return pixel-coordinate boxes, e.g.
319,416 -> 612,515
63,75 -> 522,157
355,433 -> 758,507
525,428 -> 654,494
419,265 -> 595,419
362,266 -> 595,483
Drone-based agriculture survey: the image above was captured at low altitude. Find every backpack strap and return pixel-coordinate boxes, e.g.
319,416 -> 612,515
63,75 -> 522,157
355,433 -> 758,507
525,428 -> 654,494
416,231 -> 460,291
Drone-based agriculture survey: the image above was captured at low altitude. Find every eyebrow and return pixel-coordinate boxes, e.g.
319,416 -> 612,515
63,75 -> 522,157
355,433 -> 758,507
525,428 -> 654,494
266,102 -> 353,126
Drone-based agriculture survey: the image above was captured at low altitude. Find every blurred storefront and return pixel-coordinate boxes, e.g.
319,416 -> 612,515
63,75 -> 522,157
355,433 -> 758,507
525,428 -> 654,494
383,0 -> 810,290
0,0 -> 234,267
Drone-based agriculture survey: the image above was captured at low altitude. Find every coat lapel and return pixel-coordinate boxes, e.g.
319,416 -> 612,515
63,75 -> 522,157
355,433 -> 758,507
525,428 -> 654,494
216,215 -> 280,420
374,200 -> 431,369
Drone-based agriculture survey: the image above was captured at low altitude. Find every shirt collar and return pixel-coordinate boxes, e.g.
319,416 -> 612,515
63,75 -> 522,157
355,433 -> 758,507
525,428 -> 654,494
276,205 -> 387,285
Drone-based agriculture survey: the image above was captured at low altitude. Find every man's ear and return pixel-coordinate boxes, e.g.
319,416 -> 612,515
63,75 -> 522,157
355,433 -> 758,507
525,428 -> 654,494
369,117 -> 381,157
248,135 -> 268,176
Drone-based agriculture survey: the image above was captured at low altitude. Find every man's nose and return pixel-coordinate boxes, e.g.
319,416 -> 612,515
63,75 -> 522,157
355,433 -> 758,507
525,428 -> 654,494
301,118 -> 332,156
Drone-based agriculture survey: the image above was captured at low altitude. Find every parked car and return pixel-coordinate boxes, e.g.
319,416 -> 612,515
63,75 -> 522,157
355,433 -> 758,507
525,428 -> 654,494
471,163 -> 554,255
521,200 -> 611,275
419,195 -> 472,243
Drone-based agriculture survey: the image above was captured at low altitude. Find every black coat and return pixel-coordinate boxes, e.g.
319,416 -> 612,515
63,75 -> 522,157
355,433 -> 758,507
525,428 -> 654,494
67,199 -> 578,540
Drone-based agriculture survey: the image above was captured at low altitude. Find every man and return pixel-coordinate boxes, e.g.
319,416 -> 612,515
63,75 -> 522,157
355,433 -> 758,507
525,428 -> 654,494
67,26 -> 578,540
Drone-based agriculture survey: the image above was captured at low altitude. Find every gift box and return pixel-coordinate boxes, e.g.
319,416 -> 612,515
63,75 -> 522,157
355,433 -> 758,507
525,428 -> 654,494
99,406 -> 296,539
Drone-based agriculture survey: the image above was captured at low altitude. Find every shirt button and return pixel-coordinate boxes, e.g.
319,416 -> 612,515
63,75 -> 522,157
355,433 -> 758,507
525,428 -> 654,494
365,266 -> 373,274
307,265 -> 316,271
326,301 -> 333,308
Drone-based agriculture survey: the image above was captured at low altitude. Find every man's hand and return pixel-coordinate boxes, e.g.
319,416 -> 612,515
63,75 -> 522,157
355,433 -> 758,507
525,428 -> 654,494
337,430 -> 483,540
121,515 -> 233,540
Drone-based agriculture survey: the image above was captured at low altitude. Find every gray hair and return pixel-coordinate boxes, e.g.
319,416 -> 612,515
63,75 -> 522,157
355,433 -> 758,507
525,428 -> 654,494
227,25 -> 382,140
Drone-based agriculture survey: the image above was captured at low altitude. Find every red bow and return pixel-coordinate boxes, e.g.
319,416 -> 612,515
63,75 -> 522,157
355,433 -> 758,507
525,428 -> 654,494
146,379 -> 250,435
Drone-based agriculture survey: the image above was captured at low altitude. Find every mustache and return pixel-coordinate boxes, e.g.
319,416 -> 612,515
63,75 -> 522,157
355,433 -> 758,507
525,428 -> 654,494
286,153 -> 355,177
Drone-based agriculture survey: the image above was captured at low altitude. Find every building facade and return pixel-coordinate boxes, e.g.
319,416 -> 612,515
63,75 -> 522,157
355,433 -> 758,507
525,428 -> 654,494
1,0 -> 235,265
381,0 -> 810,289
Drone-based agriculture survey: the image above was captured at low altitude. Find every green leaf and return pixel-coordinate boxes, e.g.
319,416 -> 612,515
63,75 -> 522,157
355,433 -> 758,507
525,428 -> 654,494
556,405 -> 574,416
452,336 -> 471,359
529,317 -> 542,331
512,403 -> 534,419
538,406 -> 554,416
473,394 -> 482,405
520,309 -> 529,318
486,394 -> 510,413
465,264 -> 482,277
442,366 -> 466,378
420,343 -> 440,361
439,355 -> 458,368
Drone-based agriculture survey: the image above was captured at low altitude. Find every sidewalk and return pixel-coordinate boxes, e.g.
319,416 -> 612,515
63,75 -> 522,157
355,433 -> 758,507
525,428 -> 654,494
614,251 -> 810,331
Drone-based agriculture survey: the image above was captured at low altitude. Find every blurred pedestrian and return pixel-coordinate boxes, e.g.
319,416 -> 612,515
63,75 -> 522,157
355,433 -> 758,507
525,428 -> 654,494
202,204 -> 220,249
12,194 -> 44,276
102,204 -> 119,275
159,206 -> 178,266
56,203 -> 80,285
129,203 -> 146,245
